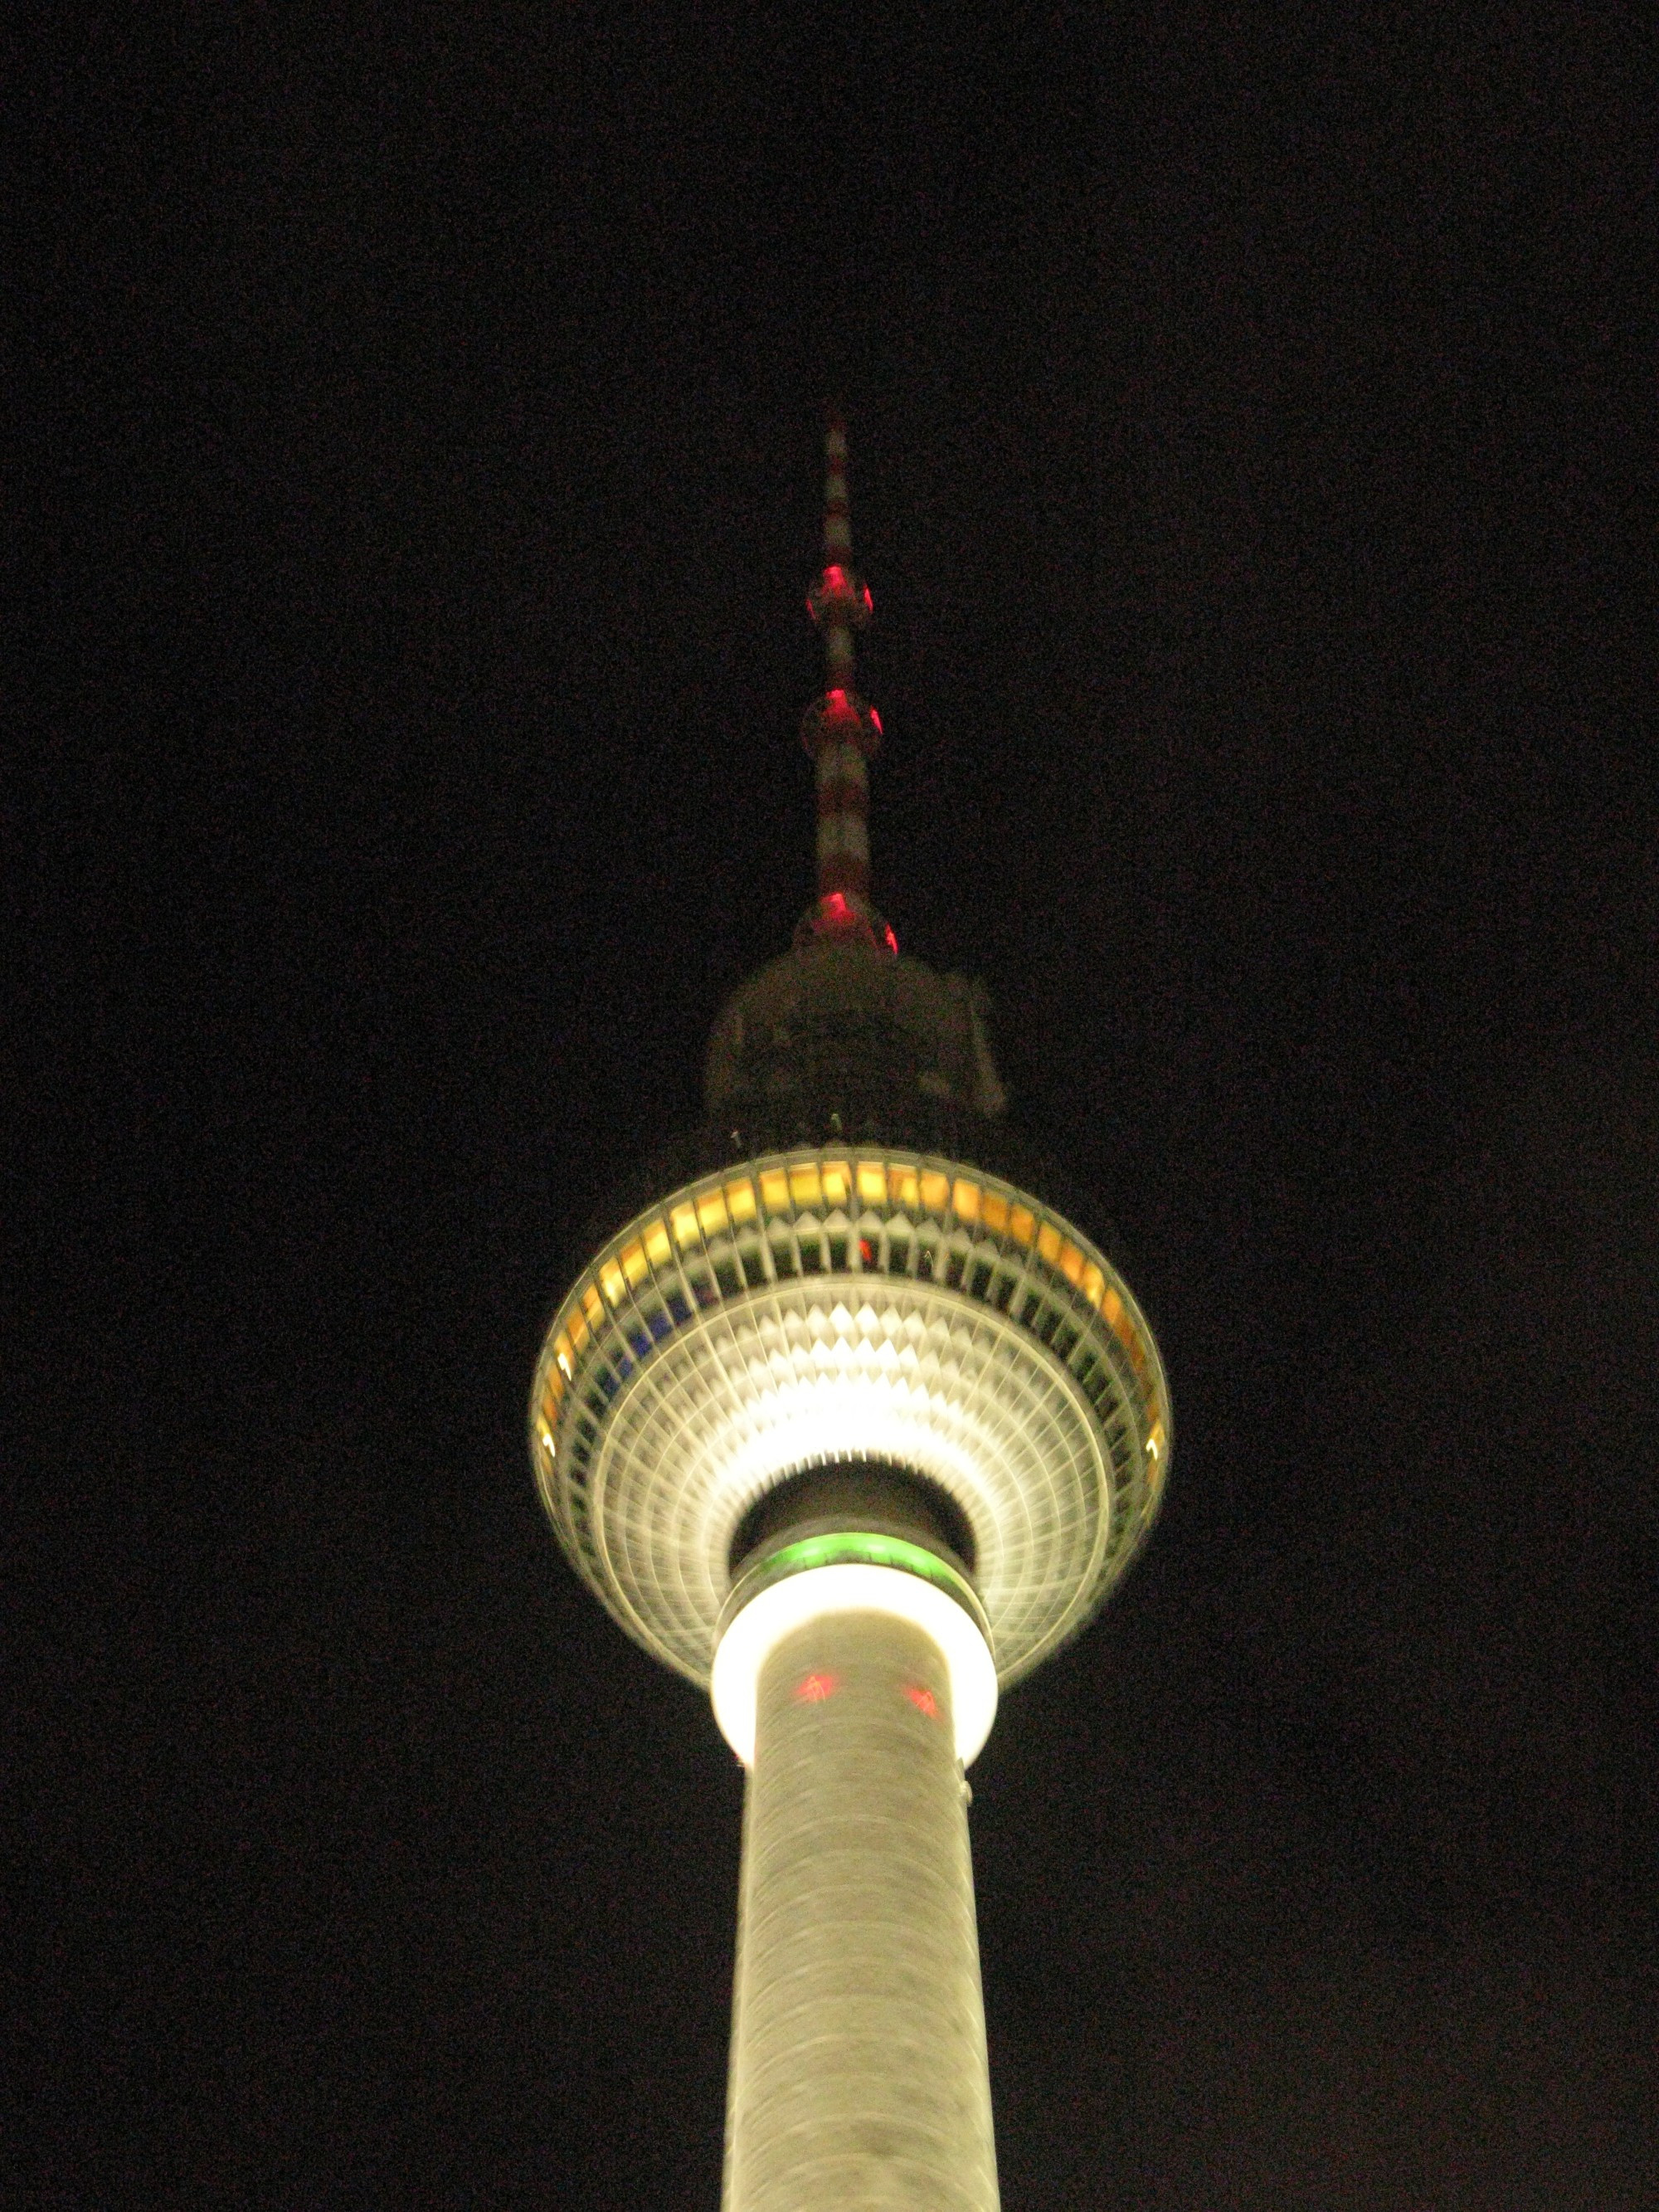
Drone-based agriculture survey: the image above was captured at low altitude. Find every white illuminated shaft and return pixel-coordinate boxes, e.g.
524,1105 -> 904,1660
722,1607 -> 1000,2212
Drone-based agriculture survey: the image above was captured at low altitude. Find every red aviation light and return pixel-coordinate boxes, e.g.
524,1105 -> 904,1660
794,1671 -> 839,1703
807,565 -> 873,625
904,1684 -> 940,1721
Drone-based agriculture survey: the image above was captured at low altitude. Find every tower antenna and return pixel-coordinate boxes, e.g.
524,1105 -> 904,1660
800,408 -> 891,950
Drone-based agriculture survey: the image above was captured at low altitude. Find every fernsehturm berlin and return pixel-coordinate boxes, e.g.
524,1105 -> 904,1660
528,417 -> 1172,2212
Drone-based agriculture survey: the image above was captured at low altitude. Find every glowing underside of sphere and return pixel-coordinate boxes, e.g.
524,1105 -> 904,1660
529,1147 -> 1171,1690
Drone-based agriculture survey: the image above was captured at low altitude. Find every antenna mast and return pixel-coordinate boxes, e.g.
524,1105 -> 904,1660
800,411 -> 891,950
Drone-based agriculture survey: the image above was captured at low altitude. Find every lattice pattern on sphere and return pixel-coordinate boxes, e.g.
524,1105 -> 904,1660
529,1147 -> 1172,1688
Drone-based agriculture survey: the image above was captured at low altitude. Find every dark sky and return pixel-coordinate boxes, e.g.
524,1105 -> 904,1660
16,7 -> 1657,2208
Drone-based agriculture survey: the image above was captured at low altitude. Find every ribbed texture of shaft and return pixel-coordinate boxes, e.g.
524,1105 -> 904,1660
721,1608 -> 1000,2212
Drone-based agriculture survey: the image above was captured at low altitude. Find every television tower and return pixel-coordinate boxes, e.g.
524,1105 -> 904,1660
529,417 -> 1171,2212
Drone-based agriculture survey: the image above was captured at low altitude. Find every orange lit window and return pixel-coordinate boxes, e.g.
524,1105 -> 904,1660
1009,1206 -> 1036,1248
1037,1222 -> 1063,1267
581,1283 -> 605,1329
919,1171 -> 950,1215
856,1162 -> 888,1206
789,1162 -> 823,1208
567,1307 -> 589,1356
1059,1240 -> 1085,1288
644,1220 -> 671,1269
890,1166 -> 920,1210
760,1168 -> 790,1214
671,1202 -> 699,1248
1080,1262 -> 1105,1309
980,1191 -> 1009,1234
620,1240 -> 648,1287
601,1261 -> 626,1306
952,1178 -> 980,1222
696,1191 -> 730,1236
726,1177 -> 757,1223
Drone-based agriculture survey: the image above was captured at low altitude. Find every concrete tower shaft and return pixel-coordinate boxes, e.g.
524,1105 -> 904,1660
724,1606 -> 998,2212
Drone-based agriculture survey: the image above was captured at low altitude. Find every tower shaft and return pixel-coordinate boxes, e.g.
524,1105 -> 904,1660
722,1607 -> 1000,2212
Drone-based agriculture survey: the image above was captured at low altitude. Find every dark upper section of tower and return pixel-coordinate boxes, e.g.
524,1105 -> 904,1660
703,415 -> 1007,1136
704,938 -> 1005,1125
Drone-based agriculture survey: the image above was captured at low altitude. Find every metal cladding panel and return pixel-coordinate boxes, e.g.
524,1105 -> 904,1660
723,1610 -> 999,2212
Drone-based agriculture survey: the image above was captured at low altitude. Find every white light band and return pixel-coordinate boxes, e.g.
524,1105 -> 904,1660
711,1561 -> 999,1769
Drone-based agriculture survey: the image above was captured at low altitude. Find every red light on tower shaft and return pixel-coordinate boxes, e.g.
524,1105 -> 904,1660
794,1670 -> 839,1703
904,1683 -> 940,1721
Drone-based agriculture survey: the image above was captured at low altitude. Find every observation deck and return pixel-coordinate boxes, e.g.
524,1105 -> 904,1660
529,933 -> 1170,1722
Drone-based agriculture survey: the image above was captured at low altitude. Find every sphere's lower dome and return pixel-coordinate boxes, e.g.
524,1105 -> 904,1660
529,1147 -> 1170,1689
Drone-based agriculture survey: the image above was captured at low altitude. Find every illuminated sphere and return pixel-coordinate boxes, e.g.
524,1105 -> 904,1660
529,932 -> 1171,1751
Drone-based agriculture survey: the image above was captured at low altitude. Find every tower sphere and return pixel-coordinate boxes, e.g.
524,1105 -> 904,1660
530,863 -> 1170,1755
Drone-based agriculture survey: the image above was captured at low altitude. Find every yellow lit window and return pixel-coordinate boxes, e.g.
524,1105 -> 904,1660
856,1162 -> 888,1206
567,1307 -> 589,1355
1059,1240 -> 1085,1288
920,1171 -> 950,1214
601,1261 -> 626,1306
789,1162 -> 823,1207
696,1191 -> 730,1236
620,1240 -> 648,1287
1037,1222 -> 1063,1267
1102,1287 -> 1123,1330
760,1168 -> 790,1214
980,1190 -> 1008,1233
1081,1262 -> 1105,1309
554,1332 -> 573,1378
725,1177 -> 757,1223
1009,1206 -> 1036,1247
821,1161 -> 850,1206
952,1178 -> 980,1222
581,1282 -> 604,1328
670,1202 -> 699,1249
644,1220 -> 671,1268
890,1166 -> 920,1210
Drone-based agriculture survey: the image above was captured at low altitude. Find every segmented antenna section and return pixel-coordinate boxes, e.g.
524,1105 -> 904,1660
801,413 -> 891,949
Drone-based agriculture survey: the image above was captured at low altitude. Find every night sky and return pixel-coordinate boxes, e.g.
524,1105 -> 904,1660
17,8 -> 1657,2208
